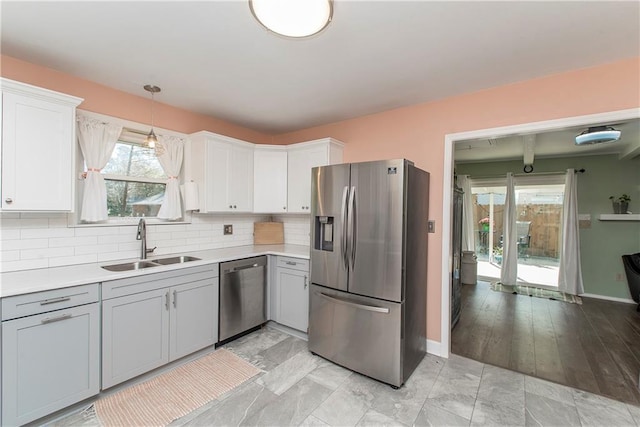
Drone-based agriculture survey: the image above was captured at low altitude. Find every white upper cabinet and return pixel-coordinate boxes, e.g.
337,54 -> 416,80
253,146 -> 288,213
189,131 -> 254,213
1,78 -> 83,211
287,138 -> 344,213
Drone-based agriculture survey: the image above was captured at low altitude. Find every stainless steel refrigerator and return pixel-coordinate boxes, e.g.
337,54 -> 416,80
308,159 -> 429,388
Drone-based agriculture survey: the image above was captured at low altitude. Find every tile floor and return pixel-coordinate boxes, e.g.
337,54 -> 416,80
53,325 -> 640,426
163,326 -> 640,427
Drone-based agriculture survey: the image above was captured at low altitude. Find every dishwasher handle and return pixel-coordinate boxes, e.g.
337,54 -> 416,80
223,263 -> 260,274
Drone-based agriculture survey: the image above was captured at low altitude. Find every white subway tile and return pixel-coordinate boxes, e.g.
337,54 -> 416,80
49,236 -> 98,248
75,227 -> 118,236
118,242 -> 141,252
16,218 -> 49,229
75,244 -> 113,255
21,247 -> 74,260
20,228 -> 75,239
0,250 -> 20,262
0,229 -> 21,240
2,239 -> 49,251
0,213 -> 20,219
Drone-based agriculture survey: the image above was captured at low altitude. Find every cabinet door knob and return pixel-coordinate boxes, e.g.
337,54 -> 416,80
5,198 -> 13,204
229,205 -> 233,208
233,205 -> 237,209
283,206 -> 286,210
304,276 -> 308,289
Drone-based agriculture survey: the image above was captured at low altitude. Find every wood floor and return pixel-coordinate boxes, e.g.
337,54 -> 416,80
452,280 -> 640,405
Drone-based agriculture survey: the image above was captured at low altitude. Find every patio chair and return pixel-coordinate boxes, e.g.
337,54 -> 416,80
516,221 -> 532,258
622,252 -> 640,312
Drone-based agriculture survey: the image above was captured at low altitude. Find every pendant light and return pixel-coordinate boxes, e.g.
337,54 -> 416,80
249,0 -> 333,38
143,85 -> 161,149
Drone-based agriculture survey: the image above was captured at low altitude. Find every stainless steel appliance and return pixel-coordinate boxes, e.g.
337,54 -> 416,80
219,256 -> 267,341
308,159 -> 429,388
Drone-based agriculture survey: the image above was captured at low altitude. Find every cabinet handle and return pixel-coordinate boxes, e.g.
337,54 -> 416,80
5,198 -> 13,204
41,313 -> 72,324
304,276 -> 308,289
173,290 -> 177,308
285,261 -> 297,266
40,296 -> 71,306
165,291 -> 170,310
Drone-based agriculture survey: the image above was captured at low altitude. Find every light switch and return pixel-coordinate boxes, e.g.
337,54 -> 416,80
428,220 -> 435,233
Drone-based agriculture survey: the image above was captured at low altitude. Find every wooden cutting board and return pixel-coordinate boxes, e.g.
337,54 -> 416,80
254,222 -> 284,245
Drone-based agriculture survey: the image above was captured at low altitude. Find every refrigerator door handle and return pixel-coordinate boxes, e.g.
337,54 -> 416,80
315,291 -> 390,313
341,186 -> 349,270
348,186 -> 357,269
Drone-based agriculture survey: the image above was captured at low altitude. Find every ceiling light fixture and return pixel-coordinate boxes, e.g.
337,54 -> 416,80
575,125 -> 621,145
143,84 -> 161,149
249,0 -> 333,38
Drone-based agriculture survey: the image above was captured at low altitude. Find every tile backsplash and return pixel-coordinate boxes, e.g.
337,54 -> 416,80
0,212 -> 311,273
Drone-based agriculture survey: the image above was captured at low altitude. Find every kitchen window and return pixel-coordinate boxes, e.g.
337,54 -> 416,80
101,136 -> 166,218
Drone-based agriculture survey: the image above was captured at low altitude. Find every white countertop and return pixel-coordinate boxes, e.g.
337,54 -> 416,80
0,244 -> 310,298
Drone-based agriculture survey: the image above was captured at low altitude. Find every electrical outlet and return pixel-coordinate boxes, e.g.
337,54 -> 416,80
224,224 -> 233,235
615,273 -> 625,282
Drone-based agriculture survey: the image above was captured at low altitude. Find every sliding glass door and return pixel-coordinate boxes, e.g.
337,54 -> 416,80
470,175 -> 564,287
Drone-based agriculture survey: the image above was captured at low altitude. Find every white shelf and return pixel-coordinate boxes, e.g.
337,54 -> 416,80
598,214 -> 640,221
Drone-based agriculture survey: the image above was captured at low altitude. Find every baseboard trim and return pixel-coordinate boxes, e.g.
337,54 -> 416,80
426,339 -> 444,357
580,293 -> 636,305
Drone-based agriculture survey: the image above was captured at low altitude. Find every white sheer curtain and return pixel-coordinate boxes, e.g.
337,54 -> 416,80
558,169 -> 584,295
76,115 -> 122,222
458,175 -> 475,252
500,172 -> 518,285
156,135 -> 185,220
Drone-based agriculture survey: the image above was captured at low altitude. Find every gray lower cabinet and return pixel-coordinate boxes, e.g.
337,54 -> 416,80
101,265 -> 218,389
275,257 -> 309,332
1,285 -> 100,426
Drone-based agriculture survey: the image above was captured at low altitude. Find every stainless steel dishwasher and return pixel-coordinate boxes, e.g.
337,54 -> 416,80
219,256 -> 267,341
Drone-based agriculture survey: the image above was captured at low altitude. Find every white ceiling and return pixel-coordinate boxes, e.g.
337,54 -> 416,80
1,1 -> 639,135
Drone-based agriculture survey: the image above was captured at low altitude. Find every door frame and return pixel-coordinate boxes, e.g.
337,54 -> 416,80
439,107 -> 640,358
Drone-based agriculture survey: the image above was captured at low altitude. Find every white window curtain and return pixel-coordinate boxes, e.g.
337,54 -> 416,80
76,115 -> 123,222
156,135 -> 185,220
458,175 -> 475,252
558,169 -> 584,295
500,172 -> 518,285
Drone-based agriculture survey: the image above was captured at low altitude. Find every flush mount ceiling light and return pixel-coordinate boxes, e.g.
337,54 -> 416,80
143,84 -> 161,149
249,0 -> 333,38
575,125 -> 621,145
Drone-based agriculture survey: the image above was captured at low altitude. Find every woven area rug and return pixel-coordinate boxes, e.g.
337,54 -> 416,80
491,281 -> 582,305
93,349 -> 261,426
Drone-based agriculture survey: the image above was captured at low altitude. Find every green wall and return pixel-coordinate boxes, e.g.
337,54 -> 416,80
456,154 -> 640,300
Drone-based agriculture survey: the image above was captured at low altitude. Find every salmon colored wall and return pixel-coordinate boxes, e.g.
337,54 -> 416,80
273,57 -> 640,343
0,55 -> 272,144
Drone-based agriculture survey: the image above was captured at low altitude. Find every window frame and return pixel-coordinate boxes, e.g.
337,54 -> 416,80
70,110 -> 192,228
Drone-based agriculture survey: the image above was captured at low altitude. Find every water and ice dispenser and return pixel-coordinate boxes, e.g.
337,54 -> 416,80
314,216 -> 334,251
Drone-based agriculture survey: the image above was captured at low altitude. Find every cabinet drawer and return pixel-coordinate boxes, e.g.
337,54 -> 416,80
1,284 -> 99,320
276,256 -> 309,272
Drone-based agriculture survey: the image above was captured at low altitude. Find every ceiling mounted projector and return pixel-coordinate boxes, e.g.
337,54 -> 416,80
575,126 -> 621,145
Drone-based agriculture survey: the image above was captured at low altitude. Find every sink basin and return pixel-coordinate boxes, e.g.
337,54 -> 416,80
153,256 -> 201,265
101,261 -> 160,271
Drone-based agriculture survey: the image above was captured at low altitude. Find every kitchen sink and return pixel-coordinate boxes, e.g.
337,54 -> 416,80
101,261 -> 161,271
101,256 -> 201,271
153,256 -> 201,265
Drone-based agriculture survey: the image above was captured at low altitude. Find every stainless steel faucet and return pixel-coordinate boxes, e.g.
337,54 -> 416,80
136,218 -> 156,259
